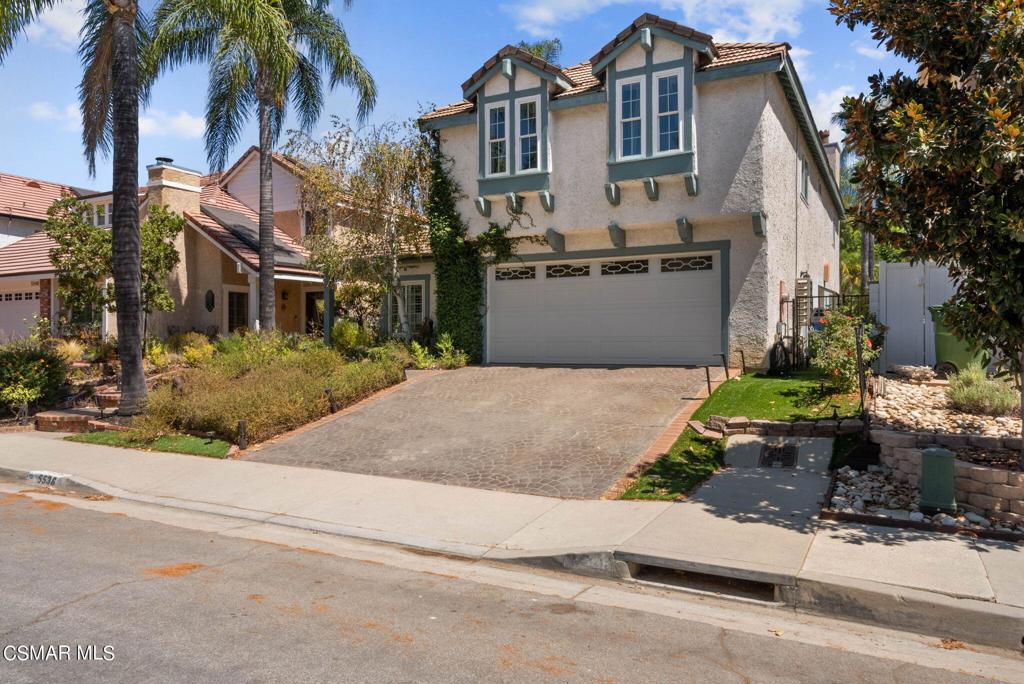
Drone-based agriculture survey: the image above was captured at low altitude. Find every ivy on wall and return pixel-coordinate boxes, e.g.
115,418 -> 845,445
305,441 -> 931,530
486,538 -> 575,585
425,133 -> 515,362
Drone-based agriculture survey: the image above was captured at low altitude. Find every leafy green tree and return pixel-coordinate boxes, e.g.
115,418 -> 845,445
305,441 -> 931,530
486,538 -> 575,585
2,0 -> 150,414
517,38 -> 562,65
151,0 -> 376,332
831,0 -> 1024,459
46,199 -> 184,336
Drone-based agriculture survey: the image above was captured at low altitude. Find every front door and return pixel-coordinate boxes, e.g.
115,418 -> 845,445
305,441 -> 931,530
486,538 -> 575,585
305,291 -> 324,334
227,290 -> 248,333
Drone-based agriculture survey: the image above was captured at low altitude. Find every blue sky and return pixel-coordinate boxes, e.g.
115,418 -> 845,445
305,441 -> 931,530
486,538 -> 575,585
0,1 -> 910,190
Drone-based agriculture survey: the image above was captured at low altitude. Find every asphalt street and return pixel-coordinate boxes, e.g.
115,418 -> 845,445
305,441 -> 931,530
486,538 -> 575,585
1,483 -> 1020,683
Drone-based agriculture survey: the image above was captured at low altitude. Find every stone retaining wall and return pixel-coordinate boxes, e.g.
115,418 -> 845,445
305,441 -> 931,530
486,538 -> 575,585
871,429 -> 1024,525
719,417 -> 864,438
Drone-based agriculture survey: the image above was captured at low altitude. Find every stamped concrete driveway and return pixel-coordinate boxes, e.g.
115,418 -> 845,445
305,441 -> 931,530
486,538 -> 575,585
248,366 -> 708,498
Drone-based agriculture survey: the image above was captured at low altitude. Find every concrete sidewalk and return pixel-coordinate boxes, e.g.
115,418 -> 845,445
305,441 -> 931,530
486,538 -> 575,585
1,431 -> 1022,650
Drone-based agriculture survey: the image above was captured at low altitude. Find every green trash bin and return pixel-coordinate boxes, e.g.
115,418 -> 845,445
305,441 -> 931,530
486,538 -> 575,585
928,305 -> 988,376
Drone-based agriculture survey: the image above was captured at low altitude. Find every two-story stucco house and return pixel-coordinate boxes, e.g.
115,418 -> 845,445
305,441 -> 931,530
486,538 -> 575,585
420,13 -> 843,367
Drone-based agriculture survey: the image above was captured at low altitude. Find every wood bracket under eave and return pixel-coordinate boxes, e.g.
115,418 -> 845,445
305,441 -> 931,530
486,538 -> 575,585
505,192 -> 523,214
752,210 -> 768,237
474,197 -> 491,217
683,172 -> 699,197
642,177 -> 659,201
676,217 -> 693,243
608,222 -> 626,248
545,228 -> 565,253
538,190 -> 555,213
604,182 -> 620,206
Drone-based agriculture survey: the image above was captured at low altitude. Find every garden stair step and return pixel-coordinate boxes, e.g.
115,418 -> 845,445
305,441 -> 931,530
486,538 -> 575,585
34,408 -> 103,434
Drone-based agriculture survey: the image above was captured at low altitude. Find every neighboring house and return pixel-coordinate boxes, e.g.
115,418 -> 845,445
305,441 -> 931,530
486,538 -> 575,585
419,13 -> 842,366
0,152 -> 324,340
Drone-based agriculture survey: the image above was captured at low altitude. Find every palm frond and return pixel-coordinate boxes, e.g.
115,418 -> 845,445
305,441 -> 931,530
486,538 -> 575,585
288,53 -> 323,133
204,34 -> 256,171
0,0 -> 59,63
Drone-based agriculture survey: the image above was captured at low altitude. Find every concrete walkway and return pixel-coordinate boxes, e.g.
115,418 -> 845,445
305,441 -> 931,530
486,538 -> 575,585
1,431 -> 1022,649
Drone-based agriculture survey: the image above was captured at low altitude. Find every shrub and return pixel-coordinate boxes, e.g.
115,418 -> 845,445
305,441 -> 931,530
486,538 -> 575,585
331,319 -> 374,356
436,332 -> 468,369
367,341 -> 415,368
946,362 -> 1020,416
0,339 -> 69,411
409,341 -> 435,369
88,337 -> 118,363
144,340 -> 172,371
143,347 -> 403,444
53,339 -> 85,364
182,341 -> 216,367
212,331 -> 292,377
167,331 -> 209,353
808,312 -> 880,393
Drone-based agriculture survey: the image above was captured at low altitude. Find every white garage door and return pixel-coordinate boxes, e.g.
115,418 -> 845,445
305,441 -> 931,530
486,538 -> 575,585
487,252 -> 722,365
0,287 -> 40,340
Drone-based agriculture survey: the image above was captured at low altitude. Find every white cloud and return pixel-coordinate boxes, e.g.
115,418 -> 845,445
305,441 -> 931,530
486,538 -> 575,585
23,0 -> 85,50
810,85 -> 855,144
788,46 -> 812,81
854,44 -> 887,60
503,0 -> 807,42
139,110 -> 206,139
29,101 -> 81,132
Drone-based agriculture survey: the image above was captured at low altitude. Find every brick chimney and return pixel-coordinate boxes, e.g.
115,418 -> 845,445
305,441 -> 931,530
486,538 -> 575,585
145,157 -> 201,217
818,130 -> 842,184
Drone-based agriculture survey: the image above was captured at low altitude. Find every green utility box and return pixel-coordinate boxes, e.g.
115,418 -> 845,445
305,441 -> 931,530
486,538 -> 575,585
929,305 -> 988,376
919,447 -> 957,514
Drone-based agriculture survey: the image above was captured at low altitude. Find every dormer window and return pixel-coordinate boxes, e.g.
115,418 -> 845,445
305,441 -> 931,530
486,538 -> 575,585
618,78 -> 644,158
655,70 -> 682,153
486,104 -> 508,176
518,98 -> 539,172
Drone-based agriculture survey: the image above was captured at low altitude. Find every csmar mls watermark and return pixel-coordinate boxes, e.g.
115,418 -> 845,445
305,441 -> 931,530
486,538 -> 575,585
3,644 -> 114,662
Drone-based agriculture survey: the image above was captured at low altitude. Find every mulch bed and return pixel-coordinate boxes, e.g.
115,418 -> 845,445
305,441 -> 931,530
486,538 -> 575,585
951,446 -> 1022,471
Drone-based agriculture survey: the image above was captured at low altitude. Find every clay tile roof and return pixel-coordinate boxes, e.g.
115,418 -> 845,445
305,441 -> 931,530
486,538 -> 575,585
589,13 -> 716,66
705,42 -> 790,70
0,231 -> 57,278
557,62 -> 602,98
0,172 -> 76,222
189,182 -> 316,276
461,44 -> 573,94
419,100 -> 476,122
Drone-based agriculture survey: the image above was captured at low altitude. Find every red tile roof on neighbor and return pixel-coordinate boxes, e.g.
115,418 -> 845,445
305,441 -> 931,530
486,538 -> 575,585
420,17 -> 792,123
185,180 -> 317,277
0,231 -> 57,278
0,172 -> 75,222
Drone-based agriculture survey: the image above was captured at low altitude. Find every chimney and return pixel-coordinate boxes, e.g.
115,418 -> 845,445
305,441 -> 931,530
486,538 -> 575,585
146,157 -> 201,217
818,131 -> 842,185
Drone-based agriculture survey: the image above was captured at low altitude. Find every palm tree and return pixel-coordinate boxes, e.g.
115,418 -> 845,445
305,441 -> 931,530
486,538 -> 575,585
517,38 -> 562,65
151,0 -> 375,330
2,1 -> 149,415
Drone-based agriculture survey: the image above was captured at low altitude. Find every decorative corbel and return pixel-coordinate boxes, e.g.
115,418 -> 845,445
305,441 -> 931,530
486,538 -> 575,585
604,182 -> 620,206
545,228 -> 565,253
538,190 -> 555,213
505,192 -> 523,214
608,222 -> 626,248
474,197 -> 491,217
676,217 -> 693,243
752,210 -> 768,237
683,172 -> 699,197
642,177 -> 659,201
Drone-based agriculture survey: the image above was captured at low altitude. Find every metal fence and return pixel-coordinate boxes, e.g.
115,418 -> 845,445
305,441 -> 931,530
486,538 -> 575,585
780,293 -> 869,368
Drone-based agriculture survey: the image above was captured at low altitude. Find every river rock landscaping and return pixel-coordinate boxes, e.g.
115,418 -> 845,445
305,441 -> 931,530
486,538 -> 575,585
872,377 -> 1021,437
828,465 -> 1024,535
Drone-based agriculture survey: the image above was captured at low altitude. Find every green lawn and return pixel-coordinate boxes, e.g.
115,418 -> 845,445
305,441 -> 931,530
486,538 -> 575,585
66,431 -> 231,459
620,371 -> 860,501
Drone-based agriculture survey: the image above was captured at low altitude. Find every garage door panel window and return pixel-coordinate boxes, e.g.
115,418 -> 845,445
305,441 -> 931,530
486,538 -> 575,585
545,263 -> 590,278
660,255 -> 713,272
495,266 -> 536,281
600,259 -> 649,275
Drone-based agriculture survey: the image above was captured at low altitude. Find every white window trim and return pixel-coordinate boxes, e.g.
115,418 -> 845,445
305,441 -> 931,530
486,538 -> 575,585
652,67 -> 684,157
484,101 -> 509,178
390,282 -> 425,333
515,95 -> 543,175
616,76 -> 646,160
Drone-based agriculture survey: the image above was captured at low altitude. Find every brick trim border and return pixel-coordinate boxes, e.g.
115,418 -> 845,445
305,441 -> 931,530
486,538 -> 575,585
601,367 -> 738,500
234,369 -> 445,459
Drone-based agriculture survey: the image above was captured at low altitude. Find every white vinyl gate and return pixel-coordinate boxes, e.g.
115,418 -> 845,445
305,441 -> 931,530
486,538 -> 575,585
486,252 -> 722,366
869,261 -> 955,370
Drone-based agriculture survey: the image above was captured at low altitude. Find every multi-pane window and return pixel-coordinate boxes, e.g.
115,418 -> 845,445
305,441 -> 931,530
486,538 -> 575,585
93,203 -> 110,226
656,74 -> 680,153
619,80 -> 642,158
227,291 -> 248,332
391,284 -> 424,334
487,106 -> 507,175
518,100 -> 538,171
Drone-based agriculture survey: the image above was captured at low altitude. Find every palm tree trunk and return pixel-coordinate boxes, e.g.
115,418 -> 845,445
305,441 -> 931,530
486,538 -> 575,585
257,96 -> 276,331
110,3 -> 145,415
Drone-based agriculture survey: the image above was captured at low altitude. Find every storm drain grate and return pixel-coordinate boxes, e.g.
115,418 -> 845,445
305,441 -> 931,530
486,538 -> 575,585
759,444 -> 798,468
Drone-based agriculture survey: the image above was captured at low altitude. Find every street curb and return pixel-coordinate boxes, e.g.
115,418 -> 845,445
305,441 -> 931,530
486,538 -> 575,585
787,571 -> 1024,652
3,463 -> 1022,651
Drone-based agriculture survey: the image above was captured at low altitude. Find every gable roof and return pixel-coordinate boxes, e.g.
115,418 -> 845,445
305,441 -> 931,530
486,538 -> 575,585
0,230 -> 56,278
589,13 -> 716,68
461,44 -> 574,97
218,145 -> 306,187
